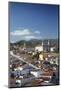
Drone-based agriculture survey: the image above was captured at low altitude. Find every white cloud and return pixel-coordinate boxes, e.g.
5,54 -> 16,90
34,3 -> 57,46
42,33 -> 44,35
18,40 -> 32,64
10,29 -> 32,36
10,29 -> 42,42
35,31 -> 40,34
25,35 -> 36,40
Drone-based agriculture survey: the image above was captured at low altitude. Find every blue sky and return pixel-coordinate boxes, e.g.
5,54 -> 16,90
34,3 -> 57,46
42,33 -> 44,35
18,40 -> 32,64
9,2 -> 59,43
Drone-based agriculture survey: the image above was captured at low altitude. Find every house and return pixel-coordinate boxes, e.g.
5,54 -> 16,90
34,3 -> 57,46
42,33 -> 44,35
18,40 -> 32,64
50,47 -> 56,52
30,69 -> 43,77
35,45 -> 43,52
16,79 -> 21,86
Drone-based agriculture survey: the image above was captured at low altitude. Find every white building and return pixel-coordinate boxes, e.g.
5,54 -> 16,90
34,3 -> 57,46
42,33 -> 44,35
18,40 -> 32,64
16,79 -> 21,86
35,40 -> 50,53
14,66 -> 23,71
50,47 -> 55,52
35,46 -> 43,52
30,70 -> 43,77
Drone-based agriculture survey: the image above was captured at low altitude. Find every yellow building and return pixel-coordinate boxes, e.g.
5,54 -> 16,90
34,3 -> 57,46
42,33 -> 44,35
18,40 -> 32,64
39,54 -> 44,61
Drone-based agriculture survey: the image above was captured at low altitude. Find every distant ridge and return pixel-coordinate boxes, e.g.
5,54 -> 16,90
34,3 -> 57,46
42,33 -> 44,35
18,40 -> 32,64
10,39 -> 58,48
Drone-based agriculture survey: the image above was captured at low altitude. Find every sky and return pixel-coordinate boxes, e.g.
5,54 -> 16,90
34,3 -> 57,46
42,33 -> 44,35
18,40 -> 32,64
9,2 -> 59,43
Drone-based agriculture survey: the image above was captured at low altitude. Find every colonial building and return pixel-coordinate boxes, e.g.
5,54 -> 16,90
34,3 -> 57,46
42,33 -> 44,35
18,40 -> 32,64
35,40 -> 50,53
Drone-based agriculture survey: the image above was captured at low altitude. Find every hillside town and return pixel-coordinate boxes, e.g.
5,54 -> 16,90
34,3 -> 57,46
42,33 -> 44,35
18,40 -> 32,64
9,39 -> 59,87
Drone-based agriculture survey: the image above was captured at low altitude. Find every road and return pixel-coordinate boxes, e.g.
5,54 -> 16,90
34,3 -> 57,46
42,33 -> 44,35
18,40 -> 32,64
10,51 -> 40,70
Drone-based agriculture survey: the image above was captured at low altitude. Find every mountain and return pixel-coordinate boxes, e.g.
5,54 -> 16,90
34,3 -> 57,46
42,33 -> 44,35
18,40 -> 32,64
10,39 -> 59,48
